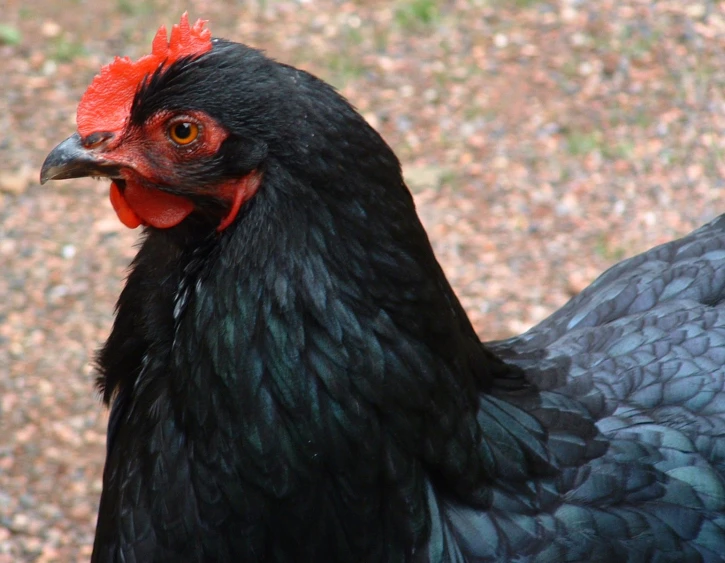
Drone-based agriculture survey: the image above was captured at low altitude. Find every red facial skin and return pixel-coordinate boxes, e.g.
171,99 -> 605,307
91,110 -> 261,231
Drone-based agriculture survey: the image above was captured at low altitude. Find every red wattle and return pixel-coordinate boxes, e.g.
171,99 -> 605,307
216,172 -> 262,232
110,181 -> 142,229
110,180 -> 195,229
107,172 -> 261,232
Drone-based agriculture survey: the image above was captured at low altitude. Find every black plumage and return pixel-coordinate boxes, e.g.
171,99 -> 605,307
42,38 -> 725,562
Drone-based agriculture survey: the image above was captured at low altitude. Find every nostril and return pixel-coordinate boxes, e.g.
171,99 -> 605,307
83,131 -> 115,149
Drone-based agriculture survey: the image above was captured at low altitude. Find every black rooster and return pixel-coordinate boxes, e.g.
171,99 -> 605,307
41,15 -> 725,563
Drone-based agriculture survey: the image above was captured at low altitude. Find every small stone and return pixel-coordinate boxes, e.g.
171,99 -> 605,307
11,513 -> 29,531
41,21 -> 62,38
0,165 -> 32,195
61,245 -> 76,259
404,165 -> 449,192
95,218 -> 122,234
42,60 -> 58,76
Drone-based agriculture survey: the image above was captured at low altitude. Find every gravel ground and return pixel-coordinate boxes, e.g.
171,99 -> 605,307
2,0 -> 725,560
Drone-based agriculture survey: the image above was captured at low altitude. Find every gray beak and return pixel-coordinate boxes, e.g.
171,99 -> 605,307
40,132 -> 121,184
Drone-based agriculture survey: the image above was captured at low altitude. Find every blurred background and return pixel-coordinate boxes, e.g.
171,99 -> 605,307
2,0 -> 725,560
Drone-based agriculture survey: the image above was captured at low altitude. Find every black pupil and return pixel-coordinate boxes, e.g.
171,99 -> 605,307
174,123 -> 192,140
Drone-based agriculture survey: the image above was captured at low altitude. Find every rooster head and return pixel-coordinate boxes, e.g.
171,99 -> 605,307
41,13 -> 406,239
40,14 -> 270,232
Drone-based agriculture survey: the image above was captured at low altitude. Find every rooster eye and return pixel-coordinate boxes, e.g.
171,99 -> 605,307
168,121 -> 199,145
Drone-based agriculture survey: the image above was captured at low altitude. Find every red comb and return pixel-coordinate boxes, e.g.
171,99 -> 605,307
77,13 -> 212,137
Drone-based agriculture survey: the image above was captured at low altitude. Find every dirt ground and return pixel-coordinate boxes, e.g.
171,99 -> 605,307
2,0 -> 725,560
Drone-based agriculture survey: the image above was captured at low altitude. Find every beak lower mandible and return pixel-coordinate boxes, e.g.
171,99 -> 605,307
40,132 -> 121,185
